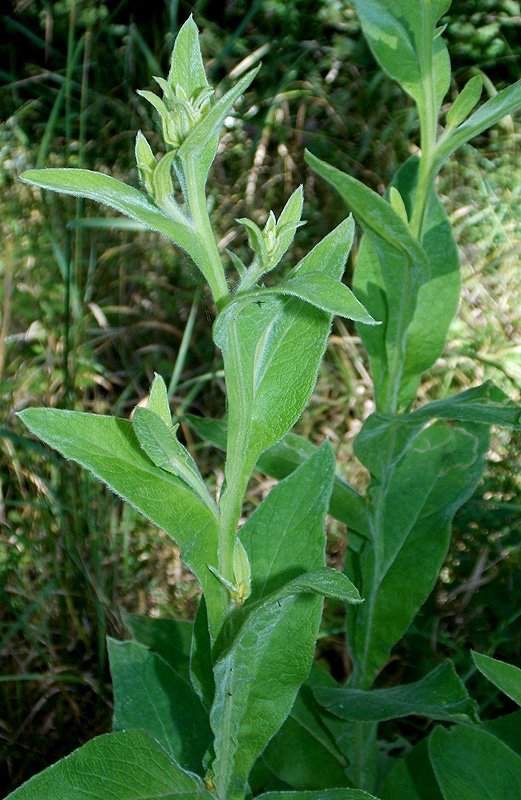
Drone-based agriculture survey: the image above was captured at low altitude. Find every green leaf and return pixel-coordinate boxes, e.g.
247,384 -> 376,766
482,711 -> 521,758
18,169 -> 210,270
314,661 -> 478,723
380,737 -> 443,800
132,406 -> 215,514
472,651 -> 521,706
108,638 -> 211,775
190,595 -> 215,710
168,16 -> 209,99
446,74 -> 483,128
256,790 -> 380,800
351,0 -> 451,110
214,216 -> 356,496
263,663 -> 350,791
389,156 -> 461,409
305,150 -> 430,413
276,272 -> 379,323
210,570 -> 360,800
429,725 -> 521,800
348,419 -> 490,687
17,408 -> 228,636
436,78 -> 521,169
122,611 -> 192,681
147,373 -> 172,426
5,730 -> 213,800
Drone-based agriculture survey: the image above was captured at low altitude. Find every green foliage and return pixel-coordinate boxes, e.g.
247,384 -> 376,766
5,4 -> 521,800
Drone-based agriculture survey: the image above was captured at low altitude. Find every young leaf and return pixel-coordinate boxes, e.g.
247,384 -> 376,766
472,651 -> 521,706
305,150 -> 430,413
313,660 -> 478,724
168,15 -> 210,100
276,272 -> 379,324
5,730 -> 213,800
108,638 -> 212,775
17,408 -> 228,636
436,78 -> 521,170
446,73 -> 483,128
146,372 -> 172,425
132,406 -> 215,514
429,725 -> 521,800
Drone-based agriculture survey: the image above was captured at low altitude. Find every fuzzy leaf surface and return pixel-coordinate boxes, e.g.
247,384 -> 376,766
17,409 -> 228,634
122,612 -> 192,681
276,272 -> 378,323
256,791 -> 380,800
314,660 -> 478,723
5,731 -> 212,800
108,639 -> 211,775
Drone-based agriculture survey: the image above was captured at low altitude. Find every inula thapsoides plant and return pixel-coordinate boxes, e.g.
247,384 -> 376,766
9,4 -> 521,799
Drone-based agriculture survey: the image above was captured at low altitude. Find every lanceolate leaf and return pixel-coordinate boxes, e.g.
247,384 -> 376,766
108,638 -> 212,775
19,169 -> 211,272
472,651 -> 521,706
147,372 -> 172,426
429,725 -> 521,800
305,150 -> 430,413
17,408 -> 228,636
313,660 -> 478,724
168,15 -> 209,99
347,419 -> 490,688
276,272 -> 379,323
6,730 -> 213,800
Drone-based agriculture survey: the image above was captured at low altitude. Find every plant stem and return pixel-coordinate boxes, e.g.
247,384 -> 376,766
182,157 -> 229,309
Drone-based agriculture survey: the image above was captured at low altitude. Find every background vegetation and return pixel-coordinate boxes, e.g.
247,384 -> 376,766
1,0 -> 520,794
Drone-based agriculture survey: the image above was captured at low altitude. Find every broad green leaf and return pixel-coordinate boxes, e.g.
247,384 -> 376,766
263,663 -> 350,791
17,408 -> 228,636
436,78 -> 521,170
314,661 -> 478,724
276,272 -> 379,323
380,737 -> 443,800
256,791 -> 380,799
446,74 -> 483,128
214,217 -> 356,502
472,651 -> 521,706
482,711 -> 521,757
5,730 -> 212,800
147,373 -> 172,426
168,16 -> 209,99
122,611 -> 192,681
348,420 -> 489,687
389,157 -> 461,409
108,638 -> 211,775
183,415 -> 372,539
429,724 -> 521,800
211,569 -> 361,800
351,0 -> 451,110
305,150 -> 430,413
132,406 -> 215,514
19,169 -> 211,273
